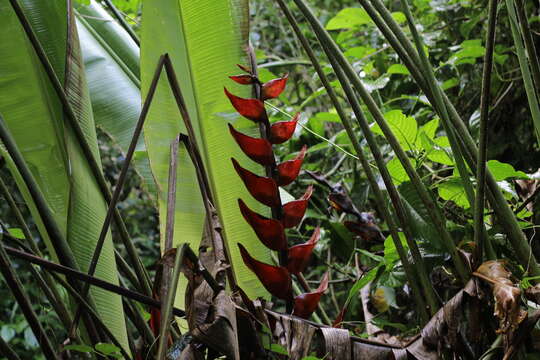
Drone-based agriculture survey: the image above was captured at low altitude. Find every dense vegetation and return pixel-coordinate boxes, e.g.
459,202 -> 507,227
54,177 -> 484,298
1,0 -> 540,359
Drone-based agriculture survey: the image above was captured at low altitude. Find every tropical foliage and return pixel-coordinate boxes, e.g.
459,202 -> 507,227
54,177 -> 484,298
1,0 -> 540,359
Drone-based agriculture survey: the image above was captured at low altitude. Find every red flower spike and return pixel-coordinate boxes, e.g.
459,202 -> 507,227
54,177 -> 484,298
238,243 -> 292,300
287,227 -> 320,274
228,124 -> 274,166
276,145 -> 307,186
269,113 -> 299,144
293,272 -> 329,319
282,185 -> 314,228
224,88 -> 268,123
238,199 -> 286,251
262,74 -> 289,100
229,74 -> 256,85
232,158 -> 280,207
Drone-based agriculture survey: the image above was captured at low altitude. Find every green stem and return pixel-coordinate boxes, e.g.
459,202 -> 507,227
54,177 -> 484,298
474,0 -> 499,263
276,0 -> 433,321
506,0 -> 540,144
0,240 -> 58,360
293,0 -> 469,282
514,0 -> 540,96
362,0 -> 540,275
398,0 -> 476,211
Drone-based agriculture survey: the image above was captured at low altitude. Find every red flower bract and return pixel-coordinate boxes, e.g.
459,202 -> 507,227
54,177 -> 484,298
231,158 -> 280,207
262,74 -> 289,100
269,113 -> 298,144
229,74 -> 255,85
276,145 -> 307,186
282,185 -> 313,228
238,199 -> 286,251
287,226 -> 320,274
293,272 -> 329,319
238,243 -> 292,300
228,123 -> 274,166
224,88 -> 268,123
344,220 -> 384,243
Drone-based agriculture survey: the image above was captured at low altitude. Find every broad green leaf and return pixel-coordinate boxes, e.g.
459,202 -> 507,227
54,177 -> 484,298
487,160 -> 529,181
312,112 -> 341,123
7,228 -> 24,239
344,46 -> 375,59
95,343 -> 121,355
0,1 -> 128,349
383,232 -> 408,267
438,178 -> 470,209
372,110 -> 417,150
442,78 -> 459,90
387,64 -> 410,75
141,0 -> 271,310
75,2 -> 155,194
345,265 -> 381,305
387,156 -> 416,184
64,344 -> 94,353
325,8 -> 373,30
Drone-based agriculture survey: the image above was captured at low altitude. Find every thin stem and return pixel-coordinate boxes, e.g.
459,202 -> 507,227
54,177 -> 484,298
0,241 -> 58,360
156,245 -> 185,360
474,0 -> 499,263
0,335 -> 21,360
49,273 -> 132,360
102,0 -> 140,46
398,0 -> 476,211
292,0 -> 469,282
514,0 -> 540,95
277,0 -> 433,321
0,177 -> 73,328
2,243 -> 185,318
506,0 -> 540,144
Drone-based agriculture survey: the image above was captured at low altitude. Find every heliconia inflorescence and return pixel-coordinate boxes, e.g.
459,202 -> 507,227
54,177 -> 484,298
225,65 -> 327,319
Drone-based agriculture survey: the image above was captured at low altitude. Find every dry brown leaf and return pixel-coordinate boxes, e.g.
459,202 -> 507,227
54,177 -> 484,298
475,260 -> 527,337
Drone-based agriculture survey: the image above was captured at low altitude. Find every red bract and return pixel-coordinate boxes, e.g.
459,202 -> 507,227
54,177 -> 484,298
269,113 -> 299,144
238,199 -> 286,251
262,74 -> 289,100
276,145 -> 307,186
236,64 -> 252,74
293,272 -> 329,319
282,185 -> 313,228
229,124 -> 274,166
229,74 -> 256,85
232,158 -> 280,207
238,243 -> 292,300
224,88 -> 268,123
287,227 -> 320,274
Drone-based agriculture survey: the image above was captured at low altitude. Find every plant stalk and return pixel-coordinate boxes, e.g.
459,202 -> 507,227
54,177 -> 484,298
474,0 -> 499,263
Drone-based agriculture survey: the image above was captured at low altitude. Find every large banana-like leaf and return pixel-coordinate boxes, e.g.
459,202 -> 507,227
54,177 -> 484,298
0,0 -> 129,350
75,0 -> 155,194
141,0 -> 271,306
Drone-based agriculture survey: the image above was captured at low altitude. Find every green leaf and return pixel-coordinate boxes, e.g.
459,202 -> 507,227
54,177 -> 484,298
64,344 -> 94,353
344,46 -> 375,59
312,112 -> 341,123
356,249 -> 384,263
441,78 -> 459,90
391,11 -> 407,24
141,0 -> 271,307
75,1 -> 155,194
372,110 -> 417,150
345,266 -> 381,305
387,156 -> 416,184
325,7 -> 372,30
268,343 -> 289,355
383,232 -> 408,267
487,160 -> 529,181
95,343 -> 121,355
7,228 -> 24,239
387,64 -> 410,75
439,178 -> 470,209
0,0 -> 129,350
